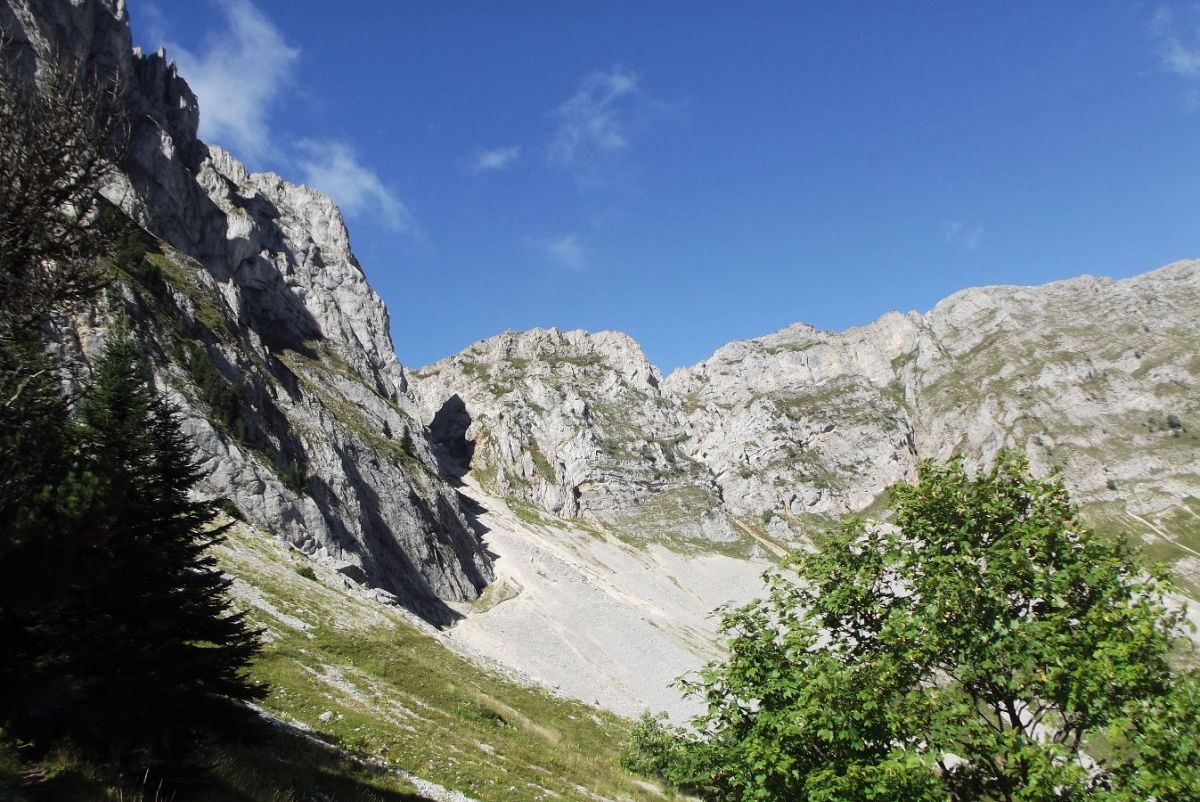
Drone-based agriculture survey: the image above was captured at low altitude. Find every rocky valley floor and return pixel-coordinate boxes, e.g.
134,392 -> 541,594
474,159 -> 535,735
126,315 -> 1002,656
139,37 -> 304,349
443,476 -> 773,722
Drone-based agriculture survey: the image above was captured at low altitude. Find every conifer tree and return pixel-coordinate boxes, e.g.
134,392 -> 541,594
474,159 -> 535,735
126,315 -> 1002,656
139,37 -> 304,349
1,337 -> 263,765
0,333 -> 94,733
63,336 -> 265,763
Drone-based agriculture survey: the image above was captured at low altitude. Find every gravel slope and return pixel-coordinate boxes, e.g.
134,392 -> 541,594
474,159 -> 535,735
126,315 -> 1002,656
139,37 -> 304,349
444,477 -> 772,721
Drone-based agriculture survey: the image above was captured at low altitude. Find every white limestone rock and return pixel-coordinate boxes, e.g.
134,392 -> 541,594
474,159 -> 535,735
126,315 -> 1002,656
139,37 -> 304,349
412,328 -> 739,543
3,0 -> 493,624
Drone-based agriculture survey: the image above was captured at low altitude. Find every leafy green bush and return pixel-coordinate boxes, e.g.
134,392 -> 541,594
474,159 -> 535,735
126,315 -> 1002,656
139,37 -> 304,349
627,453 -> 1198,800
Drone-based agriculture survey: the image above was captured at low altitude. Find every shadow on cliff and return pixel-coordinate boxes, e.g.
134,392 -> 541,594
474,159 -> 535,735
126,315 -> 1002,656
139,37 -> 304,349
122,96 -> 322,358
118,82 -> 487,629
330,444 -> 468,628
426,395 -> 501,566
428,394 -> 475,482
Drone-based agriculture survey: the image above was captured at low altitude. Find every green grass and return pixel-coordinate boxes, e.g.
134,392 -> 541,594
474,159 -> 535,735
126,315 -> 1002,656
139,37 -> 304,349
545,353 -> 605,368
473,459 -> 500,492
0,726 -> 432,801
1080,496 -> 1200,600
210,524 -> 681,802
509,500 -> 556,527
527,442 -> 556,483
275,350 -> 428,476
603,487 -> 766,558
761,339 -> 818,356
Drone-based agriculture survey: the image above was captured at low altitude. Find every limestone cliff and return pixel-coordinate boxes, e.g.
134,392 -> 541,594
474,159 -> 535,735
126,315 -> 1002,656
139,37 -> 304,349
415,264 -> 1200,594
2,0 -> 492,623
412,328 -> 739,545
667,263 -> 1200,552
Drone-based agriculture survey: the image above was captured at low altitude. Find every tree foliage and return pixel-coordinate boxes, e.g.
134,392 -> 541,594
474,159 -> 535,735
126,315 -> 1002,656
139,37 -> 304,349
0,338 -> 264,766
0,45 -> 126,335
629,454 -> 1197,801
0,45 -> 262,773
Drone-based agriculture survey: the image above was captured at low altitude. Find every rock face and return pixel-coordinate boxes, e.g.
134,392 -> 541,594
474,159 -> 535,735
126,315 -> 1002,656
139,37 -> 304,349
666,313 -> 921,527
668,265 -> 1200,550
412,329 -> 738,543
2,0 -> 492,623
415,265 -> 1200,593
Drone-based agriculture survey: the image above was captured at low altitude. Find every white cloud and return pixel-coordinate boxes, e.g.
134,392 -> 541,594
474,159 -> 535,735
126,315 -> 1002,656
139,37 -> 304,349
530,234 -> 587,271
147,2 -> 417,238
1163,39 -> 1200,75
166,0 -> 298,163
465,145 -> 521,174
549,66 -> 643,184
135,1 -> 171,49
1151,6 -> 1200,77
296,139 -> 419,235
942,221 -> 983,251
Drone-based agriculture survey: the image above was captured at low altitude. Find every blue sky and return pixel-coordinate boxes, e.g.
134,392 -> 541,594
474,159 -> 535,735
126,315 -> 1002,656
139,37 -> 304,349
136,1 -> 1200,373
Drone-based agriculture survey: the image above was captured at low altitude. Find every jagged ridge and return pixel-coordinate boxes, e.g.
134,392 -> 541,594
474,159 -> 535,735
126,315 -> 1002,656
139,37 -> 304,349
414,263 -> 1200,594
2,0 -> 493,624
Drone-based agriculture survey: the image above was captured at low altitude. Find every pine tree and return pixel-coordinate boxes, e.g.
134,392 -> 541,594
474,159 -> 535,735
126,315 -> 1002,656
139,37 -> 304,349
1,337 -> 264,765
0,332 -> 97,735
64,336 -> 265,764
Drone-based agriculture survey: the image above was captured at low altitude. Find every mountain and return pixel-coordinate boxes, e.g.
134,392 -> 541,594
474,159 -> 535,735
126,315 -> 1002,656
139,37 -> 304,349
10,0 -> 1199,701
1,0 -> 491,624
6,1 -> 1200,797
411,328 -> 739,546
414,264 -> 1200,596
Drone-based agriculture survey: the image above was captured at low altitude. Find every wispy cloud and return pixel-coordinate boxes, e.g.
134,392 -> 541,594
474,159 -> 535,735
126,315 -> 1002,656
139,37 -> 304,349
296,139 -> 419,235
942,221 -> 983,251
135,1 -> 171,49
528,234 -> 587,271
151,2 -> 419,238
549,66 -> 646,185
1151,6 -> 1200,77
166,0 -> 298,164
464,145 -> 521,174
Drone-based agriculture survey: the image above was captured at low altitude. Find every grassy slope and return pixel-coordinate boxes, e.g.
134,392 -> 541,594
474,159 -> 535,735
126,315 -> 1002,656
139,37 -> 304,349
213,521 -> 678,802
2,517 -> 680,802
0,728 -> 431,802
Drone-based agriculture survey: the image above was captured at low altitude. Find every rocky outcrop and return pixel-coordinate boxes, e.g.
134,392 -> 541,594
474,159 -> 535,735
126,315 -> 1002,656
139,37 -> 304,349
412,328 -> 738,543
666,313 -> 921,528
413,265 -> 1200,594
2,0 -> 492,623
668,263 -> 1200,548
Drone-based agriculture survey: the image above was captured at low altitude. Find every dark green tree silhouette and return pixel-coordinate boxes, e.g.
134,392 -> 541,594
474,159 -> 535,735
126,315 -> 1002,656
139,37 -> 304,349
0,337 -> 263,766
0,333 -> 95,734
66,337 -> 265,763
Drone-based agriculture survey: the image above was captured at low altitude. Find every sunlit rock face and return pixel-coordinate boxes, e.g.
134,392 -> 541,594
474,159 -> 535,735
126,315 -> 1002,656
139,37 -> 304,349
667,265 -> 1200,551
416,265 -> 1200,594
412,328 -> 739,544
2,0 -> 492,624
